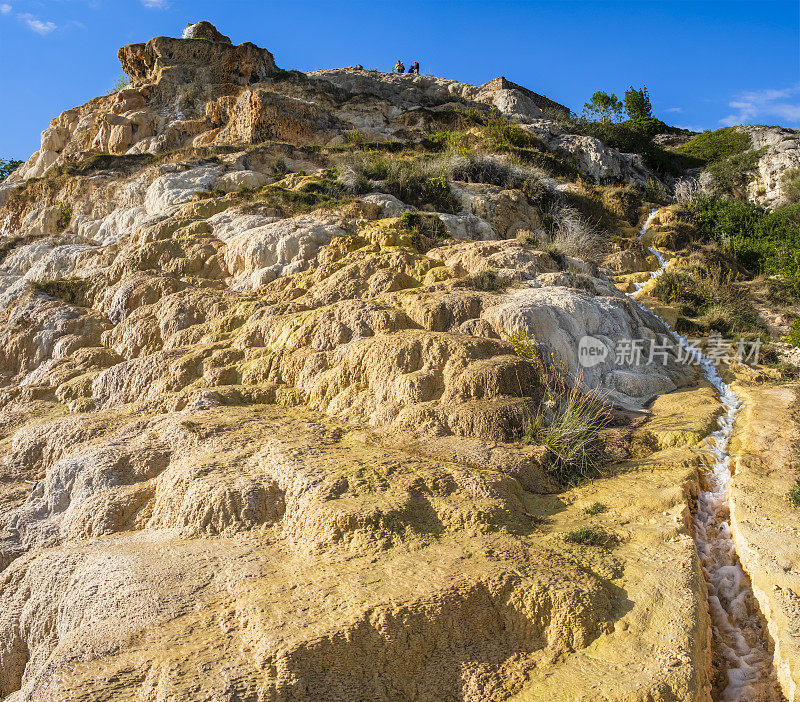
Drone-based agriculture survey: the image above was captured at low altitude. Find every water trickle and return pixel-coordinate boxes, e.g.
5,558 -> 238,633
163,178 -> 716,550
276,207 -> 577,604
631,210 -> 781,701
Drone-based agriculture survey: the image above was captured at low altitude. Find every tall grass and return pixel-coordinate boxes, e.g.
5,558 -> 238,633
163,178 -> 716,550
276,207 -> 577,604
544,203 -> 607,262
508,330 -> 612,485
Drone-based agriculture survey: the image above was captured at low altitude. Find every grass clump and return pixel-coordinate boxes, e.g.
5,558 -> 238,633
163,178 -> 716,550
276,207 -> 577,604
459,268 -> 505,292
565,527 -> 614,547
397,211 -> 448,241
542,202 -> 607,263
509,329 -> 612,485
583,501 -> 607,516
652,263 -> 763,335
789,484 -> 800,508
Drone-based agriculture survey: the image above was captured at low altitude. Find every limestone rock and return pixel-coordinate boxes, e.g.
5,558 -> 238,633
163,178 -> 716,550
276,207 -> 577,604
182,21 -> 232,43
742,125 -> 800,207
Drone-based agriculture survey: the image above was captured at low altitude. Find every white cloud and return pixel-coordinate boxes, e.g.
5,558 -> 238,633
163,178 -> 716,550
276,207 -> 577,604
664,107 -> 683,114
142,0 -> 168,7
720,85 -> 800,126
0,4 -> 11,14
17,12 -> 57,34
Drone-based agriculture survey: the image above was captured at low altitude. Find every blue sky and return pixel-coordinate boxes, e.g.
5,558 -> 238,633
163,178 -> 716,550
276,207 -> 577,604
0,0 -> 798,160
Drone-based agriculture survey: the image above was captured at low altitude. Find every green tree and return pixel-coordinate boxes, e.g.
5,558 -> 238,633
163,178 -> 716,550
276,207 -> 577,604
583,91 -> 623,122
0,158 -> 22,182
624,86 -> 652,120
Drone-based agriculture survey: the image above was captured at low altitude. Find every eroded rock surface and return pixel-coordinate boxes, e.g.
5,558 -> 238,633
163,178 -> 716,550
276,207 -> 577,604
0,22 -> 724,702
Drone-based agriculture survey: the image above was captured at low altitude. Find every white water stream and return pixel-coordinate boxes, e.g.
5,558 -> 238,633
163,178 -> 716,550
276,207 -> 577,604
632,211 -> 781,701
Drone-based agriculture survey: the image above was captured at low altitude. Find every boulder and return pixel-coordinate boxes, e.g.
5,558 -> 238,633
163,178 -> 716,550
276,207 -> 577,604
182,21 -> 232,44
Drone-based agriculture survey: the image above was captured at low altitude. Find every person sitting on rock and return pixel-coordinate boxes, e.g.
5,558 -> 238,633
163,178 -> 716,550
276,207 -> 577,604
409,61 -> 419,74
394,60 -> 405,73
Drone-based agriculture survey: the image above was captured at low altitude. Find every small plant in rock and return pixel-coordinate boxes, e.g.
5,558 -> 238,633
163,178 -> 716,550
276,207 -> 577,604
460,268 -> 504,292
509,330 -> 612,485
789,484 -> 800,508
111,75 -> 131,93
786,319 -> 800,348
565,527 -> 614,547
524,383 -> 612,485
344,129 -> 366,147
57,201 -> 72,231
583,501 -> 607,516
32,277 -> 88,306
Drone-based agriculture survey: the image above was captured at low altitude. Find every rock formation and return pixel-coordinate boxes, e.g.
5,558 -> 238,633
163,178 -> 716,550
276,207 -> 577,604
0,22 -> 792,702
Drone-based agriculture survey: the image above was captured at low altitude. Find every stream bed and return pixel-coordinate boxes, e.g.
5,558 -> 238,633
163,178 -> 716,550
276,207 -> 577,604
633,211 -> 781,701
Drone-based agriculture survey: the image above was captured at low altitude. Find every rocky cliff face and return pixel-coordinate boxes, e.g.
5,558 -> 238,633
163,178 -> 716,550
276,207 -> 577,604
744,125 -> 800,207
0,24 -> 724,701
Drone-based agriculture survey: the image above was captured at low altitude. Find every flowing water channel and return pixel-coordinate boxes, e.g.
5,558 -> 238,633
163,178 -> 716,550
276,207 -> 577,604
632,211 -> 781,701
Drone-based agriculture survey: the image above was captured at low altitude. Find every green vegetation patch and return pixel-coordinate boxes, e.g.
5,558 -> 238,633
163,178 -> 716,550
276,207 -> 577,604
457,268 -> 505,292
509,330 -> 612,485
583,501 -> 607,516
32,277 -> 90,306
677,127 -> 752,163
684,196 -> 800,291
677,128 -> 763,195
0,158 -> 23,182
652,263 -> 764,336
565,527 -> 615,547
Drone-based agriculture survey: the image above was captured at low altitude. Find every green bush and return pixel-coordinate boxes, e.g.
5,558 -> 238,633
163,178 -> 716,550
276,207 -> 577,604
789,484 -> 800,508
622,116 -> 673,138
484,109 -> 542,150
57,201 -> 72,231
787,319 -> 800,347
397,211 -> 448,240
677,127 -> 751,162
707,147 -> 767,196
111,75 -> 130,93
385,164 -> 459,213
685,196 -> 800,288
782,168 -> 800,205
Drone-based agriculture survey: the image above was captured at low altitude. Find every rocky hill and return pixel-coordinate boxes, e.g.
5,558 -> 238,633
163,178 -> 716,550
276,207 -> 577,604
0,22 -> 798,702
